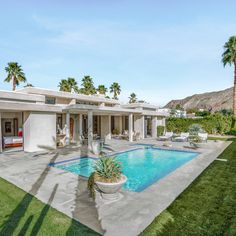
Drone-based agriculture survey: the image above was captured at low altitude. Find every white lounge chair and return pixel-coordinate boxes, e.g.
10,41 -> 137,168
198,132 -> 208,142
174,132 -> 189,142
158,132 -> 173,141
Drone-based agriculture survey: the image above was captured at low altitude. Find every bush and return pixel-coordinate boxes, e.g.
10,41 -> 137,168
166,114 -> 234,135
227,128 -> 236,136
157,126 -> 165,136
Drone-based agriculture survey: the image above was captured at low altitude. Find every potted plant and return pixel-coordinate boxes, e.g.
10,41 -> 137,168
88,157 -> 127,201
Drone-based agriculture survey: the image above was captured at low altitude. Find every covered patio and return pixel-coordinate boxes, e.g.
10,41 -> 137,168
62,104 -> 145,149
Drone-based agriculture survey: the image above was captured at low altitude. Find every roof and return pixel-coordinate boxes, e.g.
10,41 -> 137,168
17,87 -> 120,105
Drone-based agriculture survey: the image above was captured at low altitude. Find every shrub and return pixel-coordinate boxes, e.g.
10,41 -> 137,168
227,128 -> 236,136
166,114 -> 234,135
157,126 -> 165,136
188,124 -> 205,135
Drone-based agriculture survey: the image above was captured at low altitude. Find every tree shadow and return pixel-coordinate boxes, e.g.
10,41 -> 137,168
65,146 -> 105,236
30,184 -> 58,236
0,153 -> 59,235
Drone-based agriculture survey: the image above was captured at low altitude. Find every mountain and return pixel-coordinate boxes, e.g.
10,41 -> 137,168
164,87 -> 233,112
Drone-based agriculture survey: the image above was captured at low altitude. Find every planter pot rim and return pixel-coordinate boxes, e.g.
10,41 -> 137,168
95,174 -> 127,186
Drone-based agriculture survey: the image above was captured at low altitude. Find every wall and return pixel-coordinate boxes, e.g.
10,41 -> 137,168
101,115 -> 111,140
1,112 -> 23,136
134,115 -> 145,139
23,112 -> 56,152
114,116 -> 122,134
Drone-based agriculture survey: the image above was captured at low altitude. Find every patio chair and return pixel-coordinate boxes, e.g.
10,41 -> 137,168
158,132 -> 173,141
174,132 -> 189,142
198,132 -> 208,142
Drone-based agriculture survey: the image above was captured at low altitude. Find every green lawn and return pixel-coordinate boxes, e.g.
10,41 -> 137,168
0,178 -> 100,236
141,138 -> 236,236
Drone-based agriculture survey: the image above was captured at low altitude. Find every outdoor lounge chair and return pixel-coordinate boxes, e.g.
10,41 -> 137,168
198,132 -> 208,142
158,132 -> 173,141
174,132 -> 189,142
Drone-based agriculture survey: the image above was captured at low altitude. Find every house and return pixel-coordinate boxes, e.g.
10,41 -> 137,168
0,87 -> 168,153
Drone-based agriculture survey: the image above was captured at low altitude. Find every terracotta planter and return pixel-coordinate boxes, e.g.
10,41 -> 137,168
95,175 -> 127,200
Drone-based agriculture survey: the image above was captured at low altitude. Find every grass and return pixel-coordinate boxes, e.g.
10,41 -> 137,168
141,138 -> 236,236
0,178 -> 100,236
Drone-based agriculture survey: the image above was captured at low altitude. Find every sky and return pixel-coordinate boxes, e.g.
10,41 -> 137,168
0,0 -> 235,106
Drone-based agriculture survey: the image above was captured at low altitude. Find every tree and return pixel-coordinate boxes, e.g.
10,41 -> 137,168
80,76 -> 96,95
24,83 -> 34,88
222,36 -> 236,116
110,82 -> 121,100
4,62 -> 26,90
129,93 -> 137,103
58,77 -> 79,92
97,85 -> 107,95
175,104 -> 183,110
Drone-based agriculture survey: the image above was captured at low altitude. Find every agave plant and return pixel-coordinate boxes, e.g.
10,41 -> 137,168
87,157 -> 122,199
188,124 -> 205,135
94,157 -> 122,182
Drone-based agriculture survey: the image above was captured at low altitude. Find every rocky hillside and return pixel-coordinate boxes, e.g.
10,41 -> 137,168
164,87 -> 233,112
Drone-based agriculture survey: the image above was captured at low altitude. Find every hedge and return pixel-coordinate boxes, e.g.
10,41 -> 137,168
166,114 -> 235,135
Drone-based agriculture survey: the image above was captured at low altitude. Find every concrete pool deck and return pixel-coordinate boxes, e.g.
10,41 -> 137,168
0,139 -> 231,236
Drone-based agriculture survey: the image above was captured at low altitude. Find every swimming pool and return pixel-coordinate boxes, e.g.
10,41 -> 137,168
54,148 -> 199,192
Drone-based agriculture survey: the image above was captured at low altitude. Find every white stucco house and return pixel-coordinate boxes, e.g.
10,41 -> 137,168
0,87 -> 168,153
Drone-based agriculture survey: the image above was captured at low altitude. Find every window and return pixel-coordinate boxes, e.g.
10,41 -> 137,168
45,97 -> 56,104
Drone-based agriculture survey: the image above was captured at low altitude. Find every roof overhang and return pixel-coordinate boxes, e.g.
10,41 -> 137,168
0,100 -> 62,113
63,104 -> 142,115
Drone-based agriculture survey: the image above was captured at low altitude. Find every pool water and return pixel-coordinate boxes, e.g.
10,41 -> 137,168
55,148 -> 199,192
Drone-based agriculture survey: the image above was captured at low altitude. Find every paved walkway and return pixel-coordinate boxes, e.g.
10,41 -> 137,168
0,139 -> 231,236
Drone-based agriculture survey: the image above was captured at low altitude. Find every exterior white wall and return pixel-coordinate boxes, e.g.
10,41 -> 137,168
114,116 -> 122,134
101,115 -> 111,140
134,115 -> 145,139
151,116 -> 158,138
23,112 -> 56,152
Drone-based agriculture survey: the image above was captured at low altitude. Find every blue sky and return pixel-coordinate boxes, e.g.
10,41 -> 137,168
0,0 -> 235,105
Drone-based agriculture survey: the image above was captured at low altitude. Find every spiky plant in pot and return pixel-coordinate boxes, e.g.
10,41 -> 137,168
88,157 -> 124,199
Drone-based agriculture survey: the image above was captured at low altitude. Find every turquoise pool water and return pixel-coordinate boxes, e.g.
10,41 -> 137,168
55,148 -> 198,192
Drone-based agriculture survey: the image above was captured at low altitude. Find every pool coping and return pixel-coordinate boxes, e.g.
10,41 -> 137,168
0,140 -> 231,236
51,147 -> 201,193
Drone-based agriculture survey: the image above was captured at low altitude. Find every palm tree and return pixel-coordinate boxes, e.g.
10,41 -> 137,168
24,83 -> 34,88
110,82 -> 121,100
80,76 -> 96,95
58,77 -> 79,92
222,36 -> 236,116
129,93 -> 137,103
97,85 -> 107,95
5,62 -> 27,91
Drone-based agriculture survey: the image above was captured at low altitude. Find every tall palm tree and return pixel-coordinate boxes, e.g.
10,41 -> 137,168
80,76 -> 96,95
129,93 -> 137,103
110,82 -> 121,100
222,36 -> 236,116
97,85 -> 107,95
5,62 -> 26,91
58,77 -> 79,92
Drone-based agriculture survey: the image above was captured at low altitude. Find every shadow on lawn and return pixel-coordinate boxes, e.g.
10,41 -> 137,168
0,153 -> 59,235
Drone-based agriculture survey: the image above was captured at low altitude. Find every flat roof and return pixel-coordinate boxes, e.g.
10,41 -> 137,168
17,87 -> 120,105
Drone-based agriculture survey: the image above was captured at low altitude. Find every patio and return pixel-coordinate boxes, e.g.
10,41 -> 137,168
0,139 -> 231,236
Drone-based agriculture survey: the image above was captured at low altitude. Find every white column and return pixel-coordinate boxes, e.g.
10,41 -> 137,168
74,115 -> 79,143
79,113 -> 83,138
151,116 -> 157,138
107,115 -> 111,140
88,110 -> 93,150
66,111 -> 70,145
0,112 -> 2,153
129,113 -> 133,142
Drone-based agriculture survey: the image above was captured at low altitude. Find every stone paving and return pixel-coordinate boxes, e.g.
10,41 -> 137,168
0,139 -> 231,236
